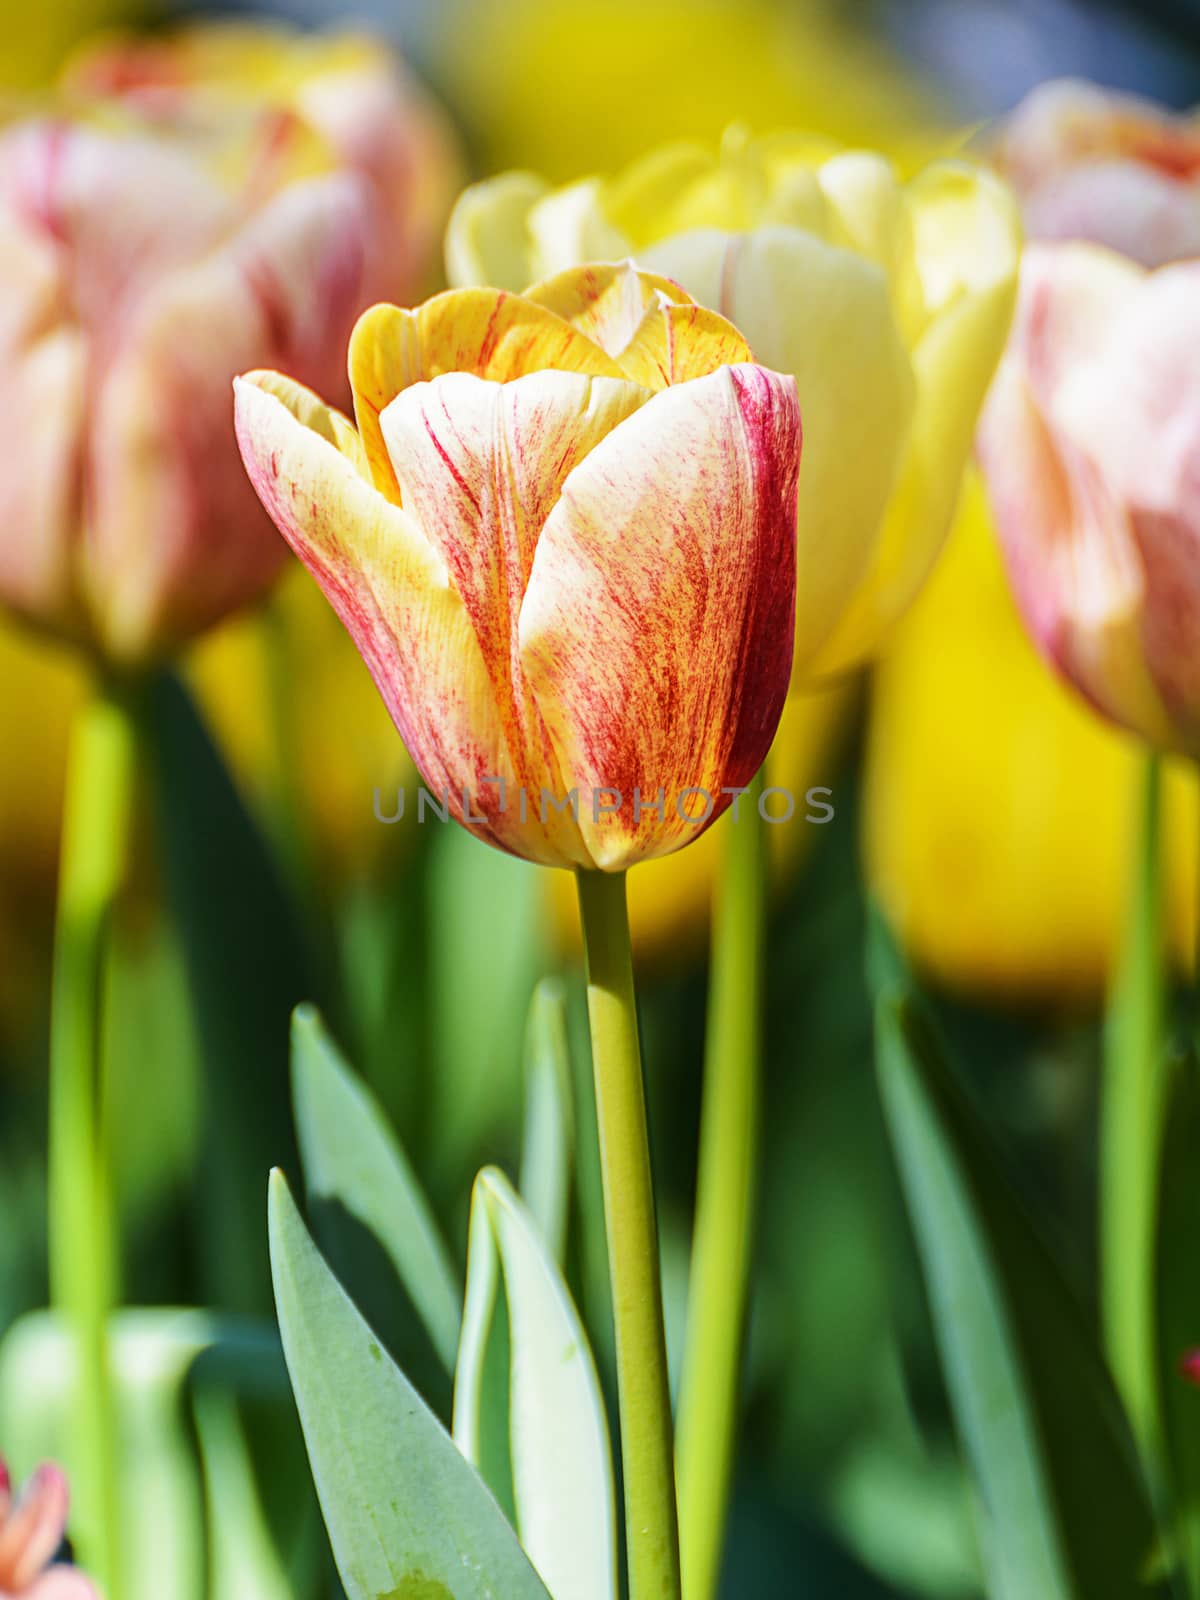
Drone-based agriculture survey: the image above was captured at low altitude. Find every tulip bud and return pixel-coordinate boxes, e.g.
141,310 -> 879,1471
446,127 -> 1020,678
235,264 -> 801,871
0,104 -> 371,664
977,242 -> 1200,757
993,79 -> 1200,268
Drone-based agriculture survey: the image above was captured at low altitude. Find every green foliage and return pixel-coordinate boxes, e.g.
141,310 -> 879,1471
874,977 -> 1163,1599
267,1171 -> 553,1600
291,1005 -> 461,1380
453,1167 -> 616,1600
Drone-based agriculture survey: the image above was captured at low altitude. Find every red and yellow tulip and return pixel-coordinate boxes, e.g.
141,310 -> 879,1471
235,264 -> 801,871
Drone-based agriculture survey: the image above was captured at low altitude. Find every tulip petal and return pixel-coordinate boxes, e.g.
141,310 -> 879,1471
525,179 -> 631,278
445,170 -> 549,293
349,290 -> 625,503
809,165 -> 1021,674
234,371 -> 575,865
519,363 -> 799,870
641,225 -> 915,672
1048,260 -> 1200,738
523,259 -> 691,358
977,355 -> 1170,745
81,170 -> 369,662
0,1465 -> 68,1589
27,1568 -> 100,1600
379,368 -> 650,863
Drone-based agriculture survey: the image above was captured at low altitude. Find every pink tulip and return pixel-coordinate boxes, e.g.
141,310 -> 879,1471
0,105 -> 370,663
994,78 -> 1200,267
977,242 -> 1200,753
0,1460 -> 97,1599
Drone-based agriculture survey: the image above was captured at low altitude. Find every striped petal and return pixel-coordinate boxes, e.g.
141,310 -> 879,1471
379,368 -> 650,863
234,371 -> 572,864
518,363 -> 800,870
641,225 -> 915,672
523,260 -> 690,358
348,290 -> 624,502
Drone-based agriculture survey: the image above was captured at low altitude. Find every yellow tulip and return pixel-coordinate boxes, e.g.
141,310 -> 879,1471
865,467 -> 1197,1001
235,264 -> 802,871
447,127 -> 1021,680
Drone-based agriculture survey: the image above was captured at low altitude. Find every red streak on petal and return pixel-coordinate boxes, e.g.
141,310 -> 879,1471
1179,1350 -> 1200,1386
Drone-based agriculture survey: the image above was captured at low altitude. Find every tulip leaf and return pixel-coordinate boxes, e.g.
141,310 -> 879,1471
145,670 -> 313,1313
268,1170 -> 554,1600
874,982 -> 1162,1600
1156,1047 -> 1200,1595
453,1167 -> 617,1600
291,1005 -> 462,1379
194,1389 -> 298,1600
519,978 -> 575,1265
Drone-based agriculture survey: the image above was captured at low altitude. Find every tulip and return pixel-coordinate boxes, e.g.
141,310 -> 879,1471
447,126 -> 1020,679
63,22 -> 461,310
993,78 -> 1200,268
865,467 -> 1198,1000
977,242 -> 1200,757
0,104 -> 373,665
0,1459 -> 97,1598
235,263 -> 801,872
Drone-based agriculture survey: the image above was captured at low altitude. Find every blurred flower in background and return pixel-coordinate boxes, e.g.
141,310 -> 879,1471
0,102 -> 365,663
993,77 -> 1200,265
865,467 -> 1198,1001
63,22 -> 461,309
0,19 -> 460,1043
866,71 -> 1200,1001
0,1457 -> 96,1598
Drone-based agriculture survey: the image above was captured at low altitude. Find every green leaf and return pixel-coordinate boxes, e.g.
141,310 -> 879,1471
519,979 -> 574,1265
291,1005 -> 461,1377
453,1168 -> 617,1600
875,986 -> 1162,1600
268,1169 -> 554,1600
193,1389 -> 297,1600
1156,1048 -> 1200,1594
145,671 -> 315,1313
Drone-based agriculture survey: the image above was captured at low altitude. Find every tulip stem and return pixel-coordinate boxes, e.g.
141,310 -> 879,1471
1101,750 -> 1168,1459
48,676 -> 137,1600
575,868 -> 681,1600
675,769 -> 765,1600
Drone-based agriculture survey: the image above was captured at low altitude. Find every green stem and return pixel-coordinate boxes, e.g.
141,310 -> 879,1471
48,676 -> 137,1598
675,770 -> 765,1600
575,869 -> 681,1600
1102,751 -> 1168,1458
